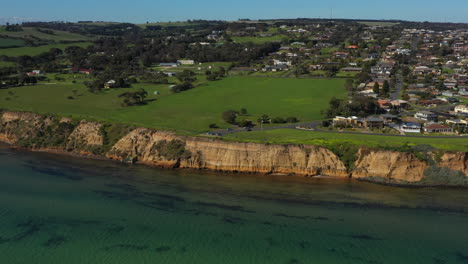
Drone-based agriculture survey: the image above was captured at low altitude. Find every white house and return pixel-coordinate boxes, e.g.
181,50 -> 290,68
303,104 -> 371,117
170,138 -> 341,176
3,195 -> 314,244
273,59 -> 292,66
177,60 -> 195,65
454,105 -> 468,114
401,122 -> 422,133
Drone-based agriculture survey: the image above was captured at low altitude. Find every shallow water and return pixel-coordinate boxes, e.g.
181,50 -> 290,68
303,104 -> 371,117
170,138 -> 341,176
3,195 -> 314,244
0,143 -> 467,264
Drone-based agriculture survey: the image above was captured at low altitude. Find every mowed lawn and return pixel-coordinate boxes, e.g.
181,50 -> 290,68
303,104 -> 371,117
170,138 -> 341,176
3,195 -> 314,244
0,42 -> 92,57
224,129 -> 468,152
0,77 -> 346,133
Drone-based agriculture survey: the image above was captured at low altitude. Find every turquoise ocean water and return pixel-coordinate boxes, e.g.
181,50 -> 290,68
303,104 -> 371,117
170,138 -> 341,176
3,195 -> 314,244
0,143 -> 467,264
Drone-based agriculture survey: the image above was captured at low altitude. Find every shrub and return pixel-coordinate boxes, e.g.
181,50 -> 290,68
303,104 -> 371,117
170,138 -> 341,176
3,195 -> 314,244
152,140 -> 191,160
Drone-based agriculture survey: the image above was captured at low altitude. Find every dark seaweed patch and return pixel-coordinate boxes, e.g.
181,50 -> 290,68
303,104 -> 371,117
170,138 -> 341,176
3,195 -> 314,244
287,258 -> 301,264
43,235 -> 67,248
103,244 -> 149,251
107,225 -> 125,234
273,213 -> 330,222
193,201 -> 254,213
265,237 -> 276,247
298,241 -> 310,249
348,234 -> 382,241
222,216 -> 244,225
456,252 -> 468,262
154,246 -> 171,253
25,164 -> 81,181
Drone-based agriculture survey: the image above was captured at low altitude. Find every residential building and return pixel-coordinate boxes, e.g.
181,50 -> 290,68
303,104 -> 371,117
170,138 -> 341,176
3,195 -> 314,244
454,105 -> 468,114
423,124 -> 453,133
401,122 -> 422,133
177,60 -> 195,65
415,111 -> 438,122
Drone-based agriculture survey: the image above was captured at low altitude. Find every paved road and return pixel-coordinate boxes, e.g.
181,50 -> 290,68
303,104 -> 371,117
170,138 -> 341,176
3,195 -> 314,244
390,73 -> 403,100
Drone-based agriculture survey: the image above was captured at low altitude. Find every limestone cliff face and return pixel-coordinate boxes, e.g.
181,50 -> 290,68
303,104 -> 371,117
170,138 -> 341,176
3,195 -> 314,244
0,111 -> 467,184
351,149 -> 429,182
67,121 -> 103,150
439,152 -> 468,176
0,111 -> 53,143
107,128 -> 349,177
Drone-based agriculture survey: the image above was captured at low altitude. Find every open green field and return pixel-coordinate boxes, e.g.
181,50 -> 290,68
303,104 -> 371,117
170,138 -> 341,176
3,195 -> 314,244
0,27 -> 92,42
232,35 -> 284,44
336,71 -> 359,78
0,61 -> 16,67
0,77 -> 345,133
224,129 -> 468,152
0,42 -> 92,57
0,37 -> 25,48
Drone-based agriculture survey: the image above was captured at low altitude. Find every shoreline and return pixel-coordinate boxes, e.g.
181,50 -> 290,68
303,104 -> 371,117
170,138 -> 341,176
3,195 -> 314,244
2,140 -> 467,190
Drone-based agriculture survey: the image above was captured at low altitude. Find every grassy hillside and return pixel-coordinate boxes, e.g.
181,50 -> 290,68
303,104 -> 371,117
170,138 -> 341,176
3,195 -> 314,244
0,77 -> 346,133
0,37 -> 25,48
224,129 -> 468,152
0,42 -> 92,57
0,27 -> 92,42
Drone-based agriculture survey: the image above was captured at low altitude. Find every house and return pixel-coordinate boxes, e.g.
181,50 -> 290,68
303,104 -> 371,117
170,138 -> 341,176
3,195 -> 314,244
263,65 -> 288,72
401,122 -> 422,133
71,67 -> 92,75
163,71 -> 177,77
334,52 -> 349,59
459,88 -> 468,96
454,105 -> 468,114
371,62 -> 393,75
415,111 -> 438,122
423,123 -> 453,133
364,117 -> 385,129
380,114 -> 399,123
26,70 -> 42,76
332,116 -> 363,128
104,80 -> 116,89
273,60 -> 292,66
159,63 -> 179,68
377,99 -> 392,110
390,100 -> 409,109
177,60 -> 195,65
446,119 -> 468,127
413,66 -> 440,75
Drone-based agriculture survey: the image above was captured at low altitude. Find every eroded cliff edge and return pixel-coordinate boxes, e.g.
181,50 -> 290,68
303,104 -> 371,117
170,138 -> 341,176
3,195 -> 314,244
1,111 -> 467,185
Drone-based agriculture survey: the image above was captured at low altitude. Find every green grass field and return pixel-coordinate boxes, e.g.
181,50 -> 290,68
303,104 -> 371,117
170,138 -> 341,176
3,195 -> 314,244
224,129 -> 468,152
0,42 -> 92,57
0,77 -> 346,133
0,27 -> 92,42
0,61 -> 16,67
0,37 -> 25,48
232,35 -> 284,44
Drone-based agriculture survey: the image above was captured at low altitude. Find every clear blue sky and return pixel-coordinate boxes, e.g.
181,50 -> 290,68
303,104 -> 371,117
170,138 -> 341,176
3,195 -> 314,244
1,0 -> 467,23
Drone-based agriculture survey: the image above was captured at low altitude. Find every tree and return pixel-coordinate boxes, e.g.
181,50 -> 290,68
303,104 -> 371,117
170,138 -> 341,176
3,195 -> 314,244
118,89 -> 148,106
240,108 -> 248,115
222,110 -> 238,124
286,117 -> 299,123
382,80 -> 390,96
258,114 -> 270,124
344,79 -> 354,93
373,82 -> 380,94
238,119 -> 253,128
